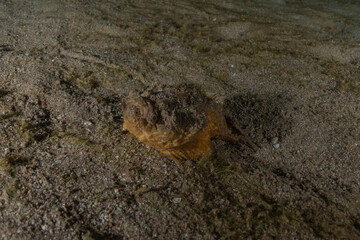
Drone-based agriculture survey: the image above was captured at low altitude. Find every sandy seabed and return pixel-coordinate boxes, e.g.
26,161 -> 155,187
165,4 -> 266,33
0,0 -> 359,239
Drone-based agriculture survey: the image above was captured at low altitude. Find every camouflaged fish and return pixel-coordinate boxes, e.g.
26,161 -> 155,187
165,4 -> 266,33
122,83 -> 258,161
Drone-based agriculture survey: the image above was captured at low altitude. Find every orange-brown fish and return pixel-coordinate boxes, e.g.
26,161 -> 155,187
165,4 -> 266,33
122,83 -> 258,161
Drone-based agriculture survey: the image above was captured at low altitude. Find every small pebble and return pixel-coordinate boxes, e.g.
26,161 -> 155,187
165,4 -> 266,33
172,197 -> 182,204
84,121 -> 93,126
271,137 -> 280,148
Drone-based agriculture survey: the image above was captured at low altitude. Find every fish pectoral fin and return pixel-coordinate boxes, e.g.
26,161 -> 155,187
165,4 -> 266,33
236,134 -> 259,151
169,151 -> 187,162
215,115 -> 259,151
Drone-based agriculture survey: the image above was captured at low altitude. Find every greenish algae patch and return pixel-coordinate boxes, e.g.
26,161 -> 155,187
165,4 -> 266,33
0,156 -> 11,176
59,70 -> 99,91
336,79 -> 360,94
2,182 -> 17,202
19,121 -> 51,146
57,131 -> 95,147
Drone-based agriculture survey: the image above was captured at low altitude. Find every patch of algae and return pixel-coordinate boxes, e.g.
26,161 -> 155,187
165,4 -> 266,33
59,70 -> 99,91
0,154 -> 27,203
323,62 -> 360,94
336,79 -> 360,94
211,69 -> 230,84
81,231 -> 95,240
1,181 -> 18,202
18,120 -> 52,146
0,153 -> 31,177
0,156 -> 12,176
56,131 -> 96,147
